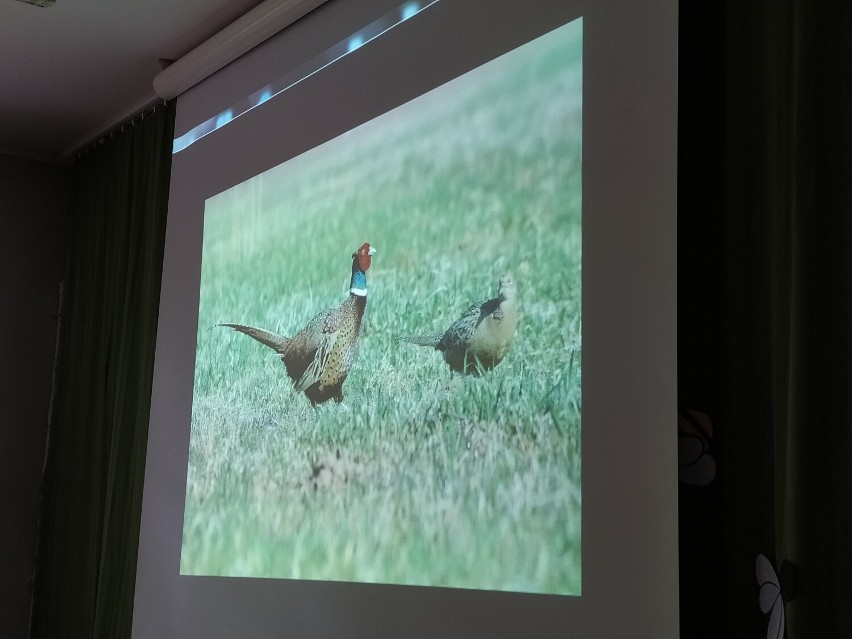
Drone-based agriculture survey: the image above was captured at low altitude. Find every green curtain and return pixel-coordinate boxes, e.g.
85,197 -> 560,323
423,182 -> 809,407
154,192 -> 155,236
30,101 -> 175,639
766,4 -> 852,635
679,2 -> 852,637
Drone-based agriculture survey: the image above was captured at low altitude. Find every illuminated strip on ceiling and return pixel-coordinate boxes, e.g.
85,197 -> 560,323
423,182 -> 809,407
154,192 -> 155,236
173,0 -> 439,154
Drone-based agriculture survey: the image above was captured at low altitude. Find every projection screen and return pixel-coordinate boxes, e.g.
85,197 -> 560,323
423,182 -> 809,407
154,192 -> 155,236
134,0 -> 677,636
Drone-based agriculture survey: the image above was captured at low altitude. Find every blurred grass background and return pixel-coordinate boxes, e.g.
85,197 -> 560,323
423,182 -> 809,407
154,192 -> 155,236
181,18 -> 582,595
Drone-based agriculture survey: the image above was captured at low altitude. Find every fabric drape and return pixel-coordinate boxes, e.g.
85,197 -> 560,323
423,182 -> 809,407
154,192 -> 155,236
29,101 -> 175,639
768,5 -> 852,635
679,3 -> 852,637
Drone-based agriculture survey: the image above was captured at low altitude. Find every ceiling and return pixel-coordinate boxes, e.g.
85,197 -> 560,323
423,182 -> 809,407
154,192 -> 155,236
0,0 -> 270,165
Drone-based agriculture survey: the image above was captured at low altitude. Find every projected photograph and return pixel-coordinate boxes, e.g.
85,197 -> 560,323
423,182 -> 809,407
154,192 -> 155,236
181,17 -> 582,596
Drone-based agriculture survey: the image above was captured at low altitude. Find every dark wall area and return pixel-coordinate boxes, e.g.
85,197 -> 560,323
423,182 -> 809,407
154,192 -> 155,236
0,154 -> 73,639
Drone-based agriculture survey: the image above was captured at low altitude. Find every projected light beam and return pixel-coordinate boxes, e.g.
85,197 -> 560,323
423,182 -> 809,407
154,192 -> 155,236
173,0 -> 437,154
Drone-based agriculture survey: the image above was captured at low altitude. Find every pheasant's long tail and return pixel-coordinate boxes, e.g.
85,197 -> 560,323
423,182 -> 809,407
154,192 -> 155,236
219,323 -> 291,355
399,333 -> 443,348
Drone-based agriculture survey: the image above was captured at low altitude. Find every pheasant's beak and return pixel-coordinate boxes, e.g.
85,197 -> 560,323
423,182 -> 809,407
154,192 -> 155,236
368,246 -> 377,256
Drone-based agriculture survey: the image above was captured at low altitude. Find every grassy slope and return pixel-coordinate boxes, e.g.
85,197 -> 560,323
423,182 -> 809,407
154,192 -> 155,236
182,20 -> 582,595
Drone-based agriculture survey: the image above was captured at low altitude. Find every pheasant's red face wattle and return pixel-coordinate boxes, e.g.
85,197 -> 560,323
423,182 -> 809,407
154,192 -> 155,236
356,242 -> 374,271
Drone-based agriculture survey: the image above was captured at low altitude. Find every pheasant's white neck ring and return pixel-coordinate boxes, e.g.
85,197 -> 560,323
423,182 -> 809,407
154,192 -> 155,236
350,286 -> 368,297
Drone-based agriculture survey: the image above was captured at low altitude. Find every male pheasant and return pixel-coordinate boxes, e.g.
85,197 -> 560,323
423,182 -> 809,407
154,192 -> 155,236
403,274 -> 518,375
220,243 -> 376,405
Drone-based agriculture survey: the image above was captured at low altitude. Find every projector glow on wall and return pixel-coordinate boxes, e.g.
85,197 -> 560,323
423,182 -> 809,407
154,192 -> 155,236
173,0 -> 439,153
181,16 -> 582,596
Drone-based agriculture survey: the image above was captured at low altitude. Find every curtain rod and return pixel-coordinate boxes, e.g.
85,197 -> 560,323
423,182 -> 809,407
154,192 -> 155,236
75,99 -> 169,163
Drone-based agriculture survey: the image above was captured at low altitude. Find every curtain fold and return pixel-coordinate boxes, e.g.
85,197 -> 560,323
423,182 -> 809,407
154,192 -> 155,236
773,4 -> 852,635
727,3 -> 852,635
30,101 -> 175,639
679,2 -> 852,637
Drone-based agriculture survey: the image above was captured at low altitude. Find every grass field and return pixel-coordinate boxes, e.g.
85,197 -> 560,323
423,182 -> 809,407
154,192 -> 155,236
181,18 -> 583,595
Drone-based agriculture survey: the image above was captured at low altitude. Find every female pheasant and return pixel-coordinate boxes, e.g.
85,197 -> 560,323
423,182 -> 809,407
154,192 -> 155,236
403,274 -> 518,375
220,243 -> 376,405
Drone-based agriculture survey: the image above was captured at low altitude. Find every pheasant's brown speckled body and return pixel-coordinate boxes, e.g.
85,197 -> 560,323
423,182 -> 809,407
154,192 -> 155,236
404,275 -> 518,375
220,243 -> 375,405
